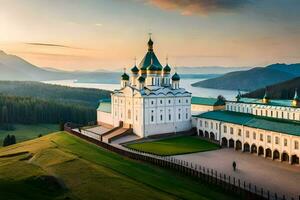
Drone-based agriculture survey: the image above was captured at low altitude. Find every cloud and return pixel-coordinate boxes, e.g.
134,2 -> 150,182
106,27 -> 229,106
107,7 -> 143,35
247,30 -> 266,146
25,43 -> 84,50
144,0 -> 253,15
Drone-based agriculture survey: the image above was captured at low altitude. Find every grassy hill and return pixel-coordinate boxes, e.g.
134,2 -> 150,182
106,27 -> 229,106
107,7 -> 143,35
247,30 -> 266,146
0,132 -> 238,200
192,63 -> 300,91
243,76 -> 300,99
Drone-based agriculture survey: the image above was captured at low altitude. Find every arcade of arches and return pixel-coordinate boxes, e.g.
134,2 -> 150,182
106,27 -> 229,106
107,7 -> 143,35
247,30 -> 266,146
198,128 -> 299,165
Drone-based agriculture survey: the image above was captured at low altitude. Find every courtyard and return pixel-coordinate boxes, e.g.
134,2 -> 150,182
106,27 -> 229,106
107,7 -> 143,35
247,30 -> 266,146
125,136 -> 220,156
173,148 -> 300,198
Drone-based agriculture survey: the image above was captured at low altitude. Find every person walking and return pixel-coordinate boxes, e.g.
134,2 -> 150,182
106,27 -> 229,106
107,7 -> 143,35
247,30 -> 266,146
232,161 -> 237,171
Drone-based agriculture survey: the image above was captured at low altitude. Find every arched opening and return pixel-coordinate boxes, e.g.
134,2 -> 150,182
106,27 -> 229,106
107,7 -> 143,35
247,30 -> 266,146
243,143 -> 250,152
265,148 -> 272,158
204,131 -> 209,138
199,130 -> 204,137
291,155 -> 299,165
235,140 -> 242,151
258,146 -> 264,156
210,132 -> 215,140
251,144 -> 257,154
281,152 -> 289,162
273,150 -> 280,160
221,137 -> 228,147
229,139 -> 234,148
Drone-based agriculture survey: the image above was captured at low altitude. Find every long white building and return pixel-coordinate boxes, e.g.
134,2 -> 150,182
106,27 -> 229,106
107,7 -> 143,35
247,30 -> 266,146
97,38 -> 192,138
195,91 -> 300,165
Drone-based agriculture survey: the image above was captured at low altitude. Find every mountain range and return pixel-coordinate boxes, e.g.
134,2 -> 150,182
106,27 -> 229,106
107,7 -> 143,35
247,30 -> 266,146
191,63 -> 300,91
243,76 -> 300,99
0,50 -> 249,83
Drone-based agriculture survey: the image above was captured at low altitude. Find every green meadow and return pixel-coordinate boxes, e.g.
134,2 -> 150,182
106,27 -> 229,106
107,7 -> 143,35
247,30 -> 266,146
0,124 -> 59,145
126,136 -> 220,156
0,132 -> 237,200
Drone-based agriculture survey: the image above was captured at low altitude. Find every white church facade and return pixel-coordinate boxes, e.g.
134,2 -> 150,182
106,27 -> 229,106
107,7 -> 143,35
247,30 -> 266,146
97,38 -> 192,138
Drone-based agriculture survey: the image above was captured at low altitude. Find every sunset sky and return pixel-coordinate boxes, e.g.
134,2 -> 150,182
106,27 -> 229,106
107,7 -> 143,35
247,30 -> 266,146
0,0 -> 300,71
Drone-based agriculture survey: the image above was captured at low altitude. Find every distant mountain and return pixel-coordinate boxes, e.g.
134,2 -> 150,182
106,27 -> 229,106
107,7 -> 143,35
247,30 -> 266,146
243,76 -> 300,99
0,50 -> 120,83
177,66 -> 251,74
191,63 -> 300,91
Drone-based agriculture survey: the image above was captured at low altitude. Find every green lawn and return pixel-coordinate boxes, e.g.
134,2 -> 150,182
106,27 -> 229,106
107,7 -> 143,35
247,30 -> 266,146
0,124 -> 59,145
126,136 -> 220,156
0,132 -> 238,200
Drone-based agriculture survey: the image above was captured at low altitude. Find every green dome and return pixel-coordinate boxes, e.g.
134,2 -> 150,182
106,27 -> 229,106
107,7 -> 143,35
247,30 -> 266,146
131,65 -> 139,73
138,76 -> 145,82
163,64 -> 171,72
172,72 -> 180,81
121,73 -> 129,81
147,63 -> 158,71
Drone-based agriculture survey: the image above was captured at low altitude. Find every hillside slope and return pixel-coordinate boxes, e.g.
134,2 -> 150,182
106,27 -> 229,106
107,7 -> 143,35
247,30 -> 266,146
0,132 -> 238,200
192,63 -> 300,91
243,76 -> 300,99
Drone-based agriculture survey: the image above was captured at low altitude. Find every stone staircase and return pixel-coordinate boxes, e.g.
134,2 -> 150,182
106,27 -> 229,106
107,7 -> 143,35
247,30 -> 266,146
102,127 -> 133,143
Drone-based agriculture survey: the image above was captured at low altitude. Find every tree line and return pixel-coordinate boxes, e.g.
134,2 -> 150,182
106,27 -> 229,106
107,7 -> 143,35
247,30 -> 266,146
0,94 -> 96,126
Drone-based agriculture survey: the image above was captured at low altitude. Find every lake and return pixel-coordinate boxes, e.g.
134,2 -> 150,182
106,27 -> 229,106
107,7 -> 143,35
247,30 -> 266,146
44,78 -> 238,100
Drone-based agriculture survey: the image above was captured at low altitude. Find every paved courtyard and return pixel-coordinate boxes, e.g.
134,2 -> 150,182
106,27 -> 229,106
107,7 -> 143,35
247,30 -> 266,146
173,148 -> 300,198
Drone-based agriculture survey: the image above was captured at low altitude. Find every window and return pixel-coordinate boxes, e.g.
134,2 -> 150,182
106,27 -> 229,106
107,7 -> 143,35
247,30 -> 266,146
179,99 -> 181,103
199,120 -> 202,127
230,127 -> 234,135
186,99 -> 188,103
215,123 -> 218,130
205,121 -> 208,128
160,115 -> 163,121
168,100 -> 171,104
224,125 -> 227,133
246,131 -> 249,138
151,101 -> 154,105
284,139 -> 288,146
169,114 -> 171,121
267,135 -> 271,143
287,113 -> 290,119
276,111 -> 278,118
253,132 -> 256,140
151,111 -> 154,122
238,129 -> 241,136
295,141 -> 299,150
293,113 -> 295,120
275,137 -> 279,144
186,113 -> 188,119
260,110 -> 263,116
210,122 -> 213,129
128,110 -> 131,119
260,134 -> 263,141
255,110 -> 258,115
160,100 -> 163,104
178,113 -> 181,120
271,111 -> 273,117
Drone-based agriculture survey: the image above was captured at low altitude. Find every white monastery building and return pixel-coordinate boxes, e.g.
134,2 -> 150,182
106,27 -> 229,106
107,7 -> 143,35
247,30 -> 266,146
97,38 -> 192,138
97,37 -> 300,165
195,90 -> 300,165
